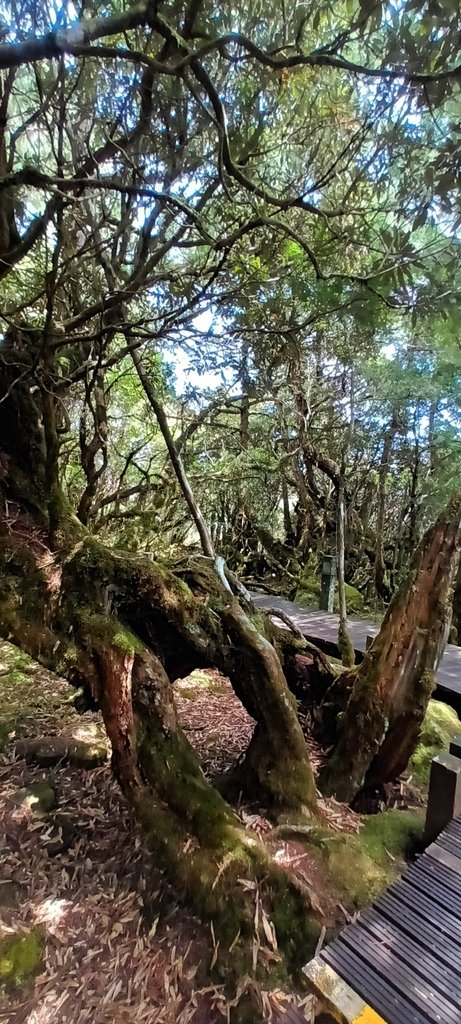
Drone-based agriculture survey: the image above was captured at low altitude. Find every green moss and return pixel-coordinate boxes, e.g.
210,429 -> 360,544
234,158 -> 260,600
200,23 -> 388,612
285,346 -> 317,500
316,809 -> 424,911
342,584 -> 365,614
0,929 -> 44,989
0,640 -> 77,754
270,879 -> 321,966
0,542 -> 49,635
248,611 -> 267,635
77,611 -> 144,656
13,782 -> 56,813
295,576 -> 364,615
359,808 -> 424,866
294,575 -> 319,608
409,699 -> 461,785
174,670 -> 228,700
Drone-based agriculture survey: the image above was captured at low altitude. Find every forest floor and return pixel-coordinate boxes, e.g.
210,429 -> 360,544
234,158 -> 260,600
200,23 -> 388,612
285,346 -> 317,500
0,641 -> 426,1024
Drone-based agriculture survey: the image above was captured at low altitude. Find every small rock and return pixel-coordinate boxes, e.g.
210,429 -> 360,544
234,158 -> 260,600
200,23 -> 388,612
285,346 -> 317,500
69,742 -> 107,768
64,722 -> 109,768
43,813 -> 76,856
12,782 -> 56,814
20,736 -> 69,766
0,882 -> 19,909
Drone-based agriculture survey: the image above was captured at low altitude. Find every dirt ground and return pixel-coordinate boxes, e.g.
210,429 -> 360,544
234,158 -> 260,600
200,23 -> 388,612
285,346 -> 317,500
1,643 -> 326,1024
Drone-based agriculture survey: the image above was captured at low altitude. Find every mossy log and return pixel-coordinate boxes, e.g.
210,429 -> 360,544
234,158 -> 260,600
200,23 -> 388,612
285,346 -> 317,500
320,494 -> 461,803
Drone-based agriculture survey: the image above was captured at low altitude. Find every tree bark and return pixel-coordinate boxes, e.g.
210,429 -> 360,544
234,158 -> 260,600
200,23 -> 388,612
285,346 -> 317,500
374,413 -> 400,601
222,601 -> 318,811
336,368 -> 355,668
320,493 -> 461,803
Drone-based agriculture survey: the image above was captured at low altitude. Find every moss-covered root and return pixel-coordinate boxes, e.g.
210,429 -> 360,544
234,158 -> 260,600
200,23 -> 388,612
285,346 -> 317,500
135,788 -> 320,983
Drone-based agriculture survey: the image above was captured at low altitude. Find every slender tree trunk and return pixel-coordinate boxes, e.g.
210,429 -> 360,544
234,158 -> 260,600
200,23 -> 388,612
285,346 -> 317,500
451,556 -> 461,646
337,477 -> 354,666
281,476 -> 293,541
222,601 -> 319,811
124,349 -> 320,813
428,400 -> 438,477
240,392 -> 250,450
131,347 -> 216,558
320,494 -> 461,803
374,413 -> 400,601
337,369 -> 355,667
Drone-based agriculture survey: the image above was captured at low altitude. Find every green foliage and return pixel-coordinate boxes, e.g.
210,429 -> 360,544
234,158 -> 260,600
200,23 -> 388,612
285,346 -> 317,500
2,0 -> 461,603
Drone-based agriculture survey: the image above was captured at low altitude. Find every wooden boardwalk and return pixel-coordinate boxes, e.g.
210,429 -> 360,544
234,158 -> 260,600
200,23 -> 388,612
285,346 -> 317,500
251,593 -> 461,710
311,817 -> 461,1024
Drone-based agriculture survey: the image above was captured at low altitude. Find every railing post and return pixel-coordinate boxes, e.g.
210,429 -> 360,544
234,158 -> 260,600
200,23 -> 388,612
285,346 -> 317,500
424,751 -> 461,846
319,555 -> 336,613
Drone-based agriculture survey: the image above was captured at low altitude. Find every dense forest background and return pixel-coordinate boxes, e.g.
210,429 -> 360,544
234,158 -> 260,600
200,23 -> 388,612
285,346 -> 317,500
1,0 -> 461,1000
2,0 -> 460,609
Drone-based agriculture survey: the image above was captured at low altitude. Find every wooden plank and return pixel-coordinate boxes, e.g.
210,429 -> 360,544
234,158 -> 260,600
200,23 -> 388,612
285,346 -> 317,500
377,888 -> 461,956
321,944 -> 433,1024
445,817 -> 461,836
337,926 -> 460,1024
425,843 -> 461,878
306,812 -> 461,1024
346,914 -> 461,1005
434,832 -> 461,860
415,851 -> 461,898
390,877 -> 461,931
361,904 -> 461,976
443,821 -> 461,849
404,862 -> 461,913
438,819 -> 461,846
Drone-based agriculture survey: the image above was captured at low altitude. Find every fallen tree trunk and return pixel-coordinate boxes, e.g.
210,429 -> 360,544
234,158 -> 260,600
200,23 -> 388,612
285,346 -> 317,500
319,494 -> 461,803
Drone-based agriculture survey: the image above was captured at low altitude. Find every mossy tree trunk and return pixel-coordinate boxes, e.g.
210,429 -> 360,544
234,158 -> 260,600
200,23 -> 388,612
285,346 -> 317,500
84,633 -> 320,971
222,601 -> 319,811
58,538 -> 318,816
0,527 -> 321,974
320,494 -> 461,803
